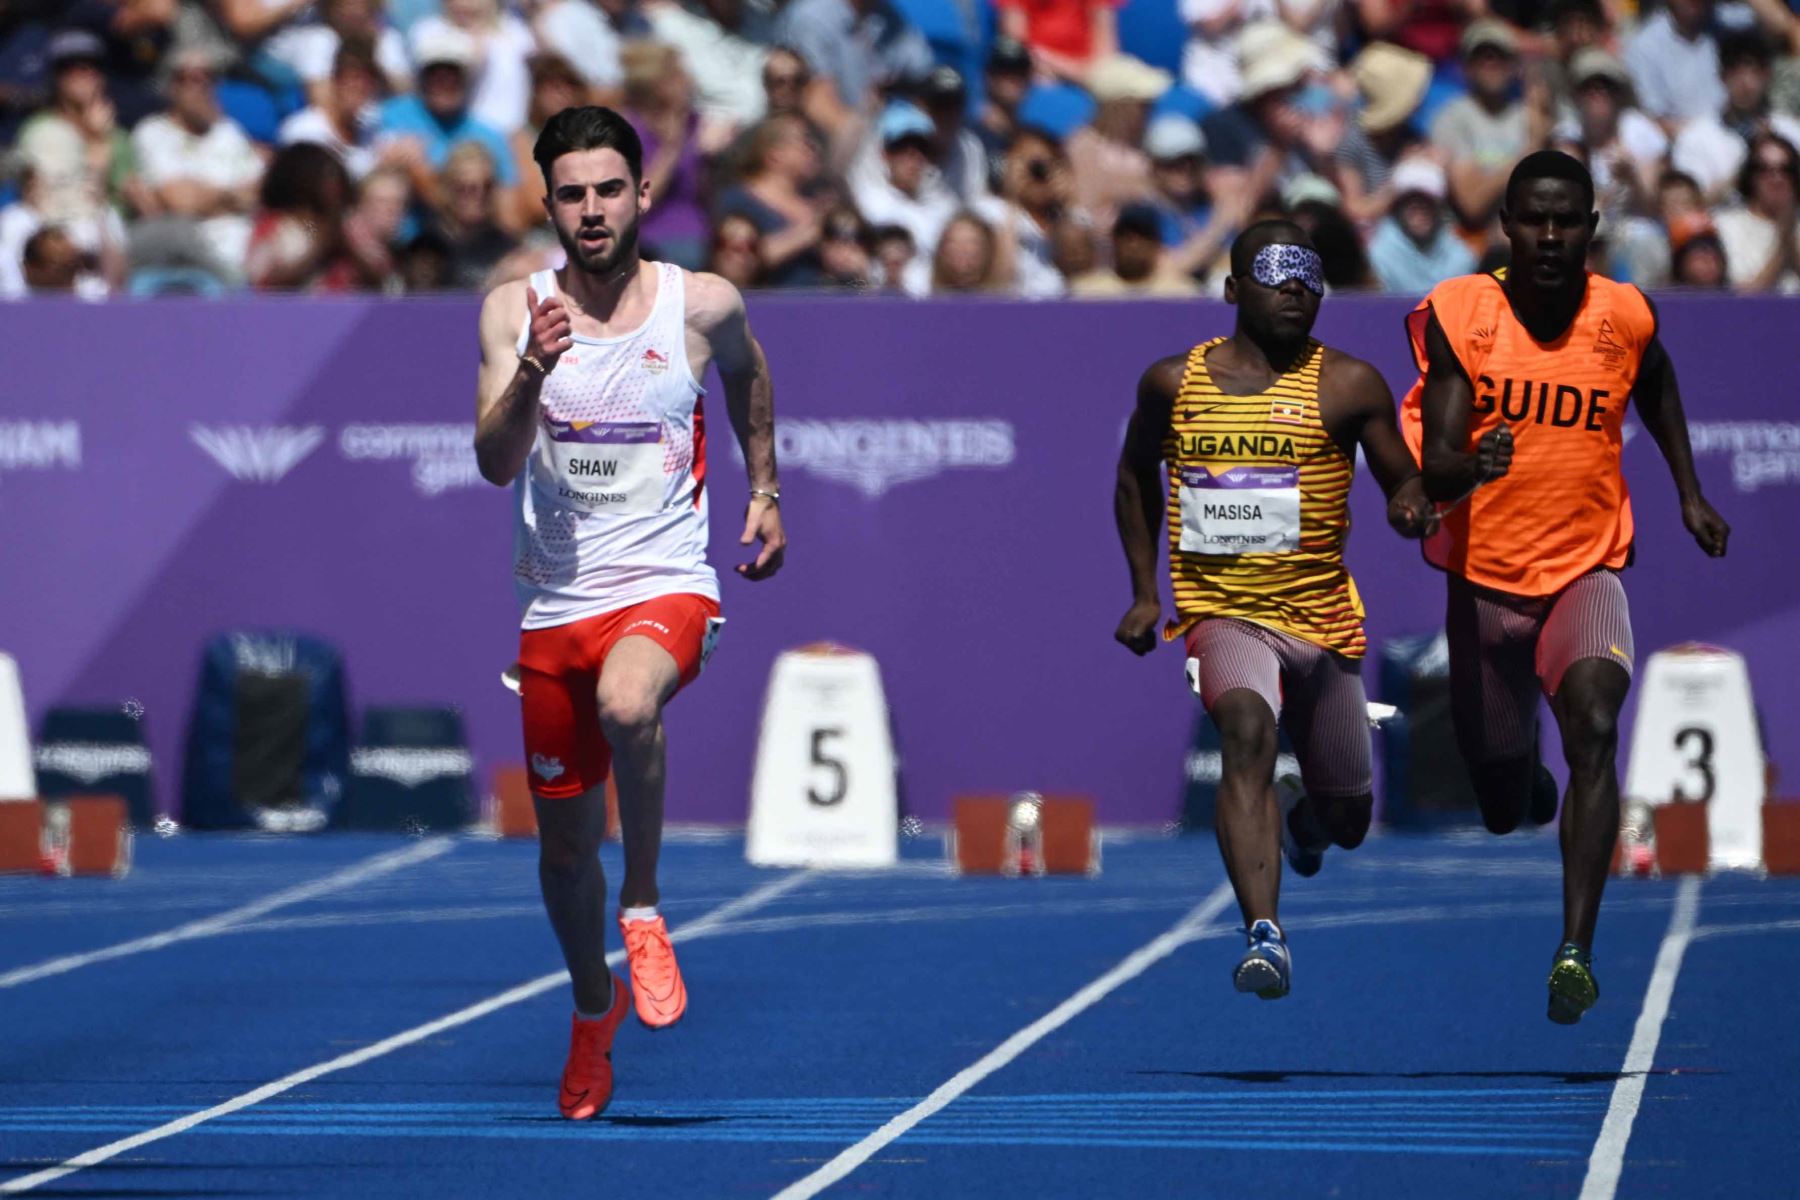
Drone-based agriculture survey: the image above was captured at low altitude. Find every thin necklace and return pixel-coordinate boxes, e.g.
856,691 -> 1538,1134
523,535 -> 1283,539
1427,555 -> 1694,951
562,261 -> 636,312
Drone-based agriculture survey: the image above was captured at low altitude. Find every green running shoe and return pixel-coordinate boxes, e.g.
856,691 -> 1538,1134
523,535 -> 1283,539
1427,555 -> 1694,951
1547,943 -> 1599,1025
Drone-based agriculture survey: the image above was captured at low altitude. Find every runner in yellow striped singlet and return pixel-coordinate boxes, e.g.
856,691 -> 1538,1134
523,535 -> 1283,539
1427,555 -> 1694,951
1112,220 -> 1435,1001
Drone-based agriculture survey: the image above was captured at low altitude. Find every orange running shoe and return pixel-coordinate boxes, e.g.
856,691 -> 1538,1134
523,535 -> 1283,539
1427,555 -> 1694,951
558,972 -> 629,1120
619,913 -> 687,1029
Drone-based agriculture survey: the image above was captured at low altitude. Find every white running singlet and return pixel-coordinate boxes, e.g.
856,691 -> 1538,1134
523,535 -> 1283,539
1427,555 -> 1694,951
513,263 -> 718,629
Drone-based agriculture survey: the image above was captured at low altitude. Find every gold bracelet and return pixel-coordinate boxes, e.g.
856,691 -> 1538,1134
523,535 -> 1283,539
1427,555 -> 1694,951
518,353 -> 546,377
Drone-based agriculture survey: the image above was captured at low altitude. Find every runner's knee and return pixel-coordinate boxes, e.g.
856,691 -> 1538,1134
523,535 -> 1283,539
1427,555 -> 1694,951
1559,701 -> 1619,774
1213,695 -> 1277,775
596,684 -> 661,742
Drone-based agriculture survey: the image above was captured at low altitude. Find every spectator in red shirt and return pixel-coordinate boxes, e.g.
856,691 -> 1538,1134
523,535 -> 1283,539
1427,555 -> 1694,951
997,0 -> 1123,83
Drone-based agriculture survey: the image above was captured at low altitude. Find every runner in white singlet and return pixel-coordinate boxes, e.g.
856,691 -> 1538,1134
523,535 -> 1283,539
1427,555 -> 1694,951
473,106 -> 785,1123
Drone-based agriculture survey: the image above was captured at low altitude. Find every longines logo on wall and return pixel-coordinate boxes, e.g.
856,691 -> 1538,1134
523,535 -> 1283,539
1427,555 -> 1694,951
759,419 -> 1017,498
339,423 -> 483,496
191,425 -> 326,483
0,420 -> 81,477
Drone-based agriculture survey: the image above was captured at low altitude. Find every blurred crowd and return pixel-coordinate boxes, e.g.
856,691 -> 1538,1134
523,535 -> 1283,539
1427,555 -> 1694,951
2,0 -> 1798,299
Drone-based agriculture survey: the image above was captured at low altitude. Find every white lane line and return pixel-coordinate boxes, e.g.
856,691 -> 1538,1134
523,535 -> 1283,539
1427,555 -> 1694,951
0,869 -> 814,1197
0,838 -> 455,990
1578,875 -> 1702,1200
769,879 -> 1238,1200
1692,916 -> 1800,941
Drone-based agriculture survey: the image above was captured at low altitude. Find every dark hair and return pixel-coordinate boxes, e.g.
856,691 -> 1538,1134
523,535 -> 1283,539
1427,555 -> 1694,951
529,52 -> 584,88
1718,31 -> 1773,73
1290,200 -> 1370,289
1550,0 -> 1605,26
1738,131 -> 1800,200
1503,149 -> 1594,214
533,106 -> 643,189
1228,218 -> 1310,275
870,223 -> 914,250
1672,232 -> 1727,285
1009,124 -> 1065,159
260,142 -> 351,215
21,225 -> 72,268
1113,203 -> 1163,242
332,37 -> 381,82
1659,168 -> 1702,194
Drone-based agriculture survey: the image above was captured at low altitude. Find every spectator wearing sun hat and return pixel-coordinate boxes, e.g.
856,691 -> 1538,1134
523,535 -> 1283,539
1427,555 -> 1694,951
1555,48 -> 1667,211
1552,46 -> 1671,283
1331,41 -> 1432,225
1367,156 -> 1477,293
1431,19 -> 1552,231
1143,113 -> 1211,246
1199,23 -> 1328,200
850,102 -> 963,268
376,27 -> 517,189
1178,0 -> 1343,110
1067,54 -> 1171,231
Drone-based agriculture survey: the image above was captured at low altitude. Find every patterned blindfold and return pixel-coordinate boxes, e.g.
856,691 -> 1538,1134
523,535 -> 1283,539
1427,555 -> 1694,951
1250,244 -> 1325,295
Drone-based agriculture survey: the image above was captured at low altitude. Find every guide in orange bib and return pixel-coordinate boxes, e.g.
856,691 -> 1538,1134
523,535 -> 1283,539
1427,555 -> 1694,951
1400,150 -> 1730,1026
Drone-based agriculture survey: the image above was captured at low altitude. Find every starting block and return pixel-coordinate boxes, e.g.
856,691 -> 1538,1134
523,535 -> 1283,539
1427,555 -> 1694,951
0,799 -> 47,873
59,795 -> 132,877
486,765 -> 619,841
1653,801 -> 1710,876
2,796 -> 132,877
1763,802 -> 1800,875
950,793 -> 1100,876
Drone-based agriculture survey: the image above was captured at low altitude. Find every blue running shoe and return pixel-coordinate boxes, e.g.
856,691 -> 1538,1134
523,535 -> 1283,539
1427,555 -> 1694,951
1277,774 -> 1324,878
1234,919 -> 1291,1000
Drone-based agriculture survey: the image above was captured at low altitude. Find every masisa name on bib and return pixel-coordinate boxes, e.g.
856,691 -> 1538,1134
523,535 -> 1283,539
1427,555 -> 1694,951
1178,464 -> 1301,555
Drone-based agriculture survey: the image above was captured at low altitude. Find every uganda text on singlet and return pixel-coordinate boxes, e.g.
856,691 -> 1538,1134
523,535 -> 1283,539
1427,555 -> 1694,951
1163,337 -> 1366,658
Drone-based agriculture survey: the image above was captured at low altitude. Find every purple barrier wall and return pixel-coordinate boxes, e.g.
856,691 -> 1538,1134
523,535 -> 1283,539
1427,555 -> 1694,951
1,294 -> 1791,825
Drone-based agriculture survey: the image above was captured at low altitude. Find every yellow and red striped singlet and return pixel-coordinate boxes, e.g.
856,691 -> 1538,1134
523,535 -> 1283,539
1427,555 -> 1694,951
1162,337 -> 1366,658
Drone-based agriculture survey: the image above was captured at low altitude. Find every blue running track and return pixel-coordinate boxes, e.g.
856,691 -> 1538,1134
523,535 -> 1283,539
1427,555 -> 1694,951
2,829 -> 1796,1198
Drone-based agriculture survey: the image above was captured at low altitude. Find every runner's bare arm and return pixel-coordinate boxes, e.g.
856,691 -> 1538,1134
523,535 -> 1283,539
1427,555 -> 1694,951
1113,355 -> 1181,655
1419,308 -> 1512,503
1632,300 -> 1729,557
474,281 -> 571,486
691,271 -> 786,581
1325,351 -> 1435,539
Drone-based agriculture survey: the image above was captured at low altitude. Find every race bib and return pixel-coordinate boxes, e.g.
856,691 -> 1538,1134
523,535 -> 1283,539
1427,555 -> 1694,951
1178,464 -> 1301,555
540,419 -> 666,515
